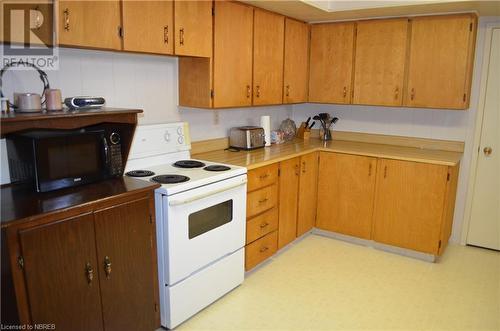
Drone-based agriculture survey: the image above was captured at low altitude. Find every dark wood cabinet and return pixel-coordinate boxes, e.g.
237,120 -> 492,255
2,180 -> 160,330
19,213 -> 104,331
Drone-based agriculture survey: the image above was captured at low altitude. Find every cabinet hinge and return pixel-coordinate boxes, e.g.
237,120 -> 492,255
118,26 -> 124,38
463,93 -> 467,102
149,214 -> 153,224
154,303 -> 159,312
17,255 -> 24,269
469,22 -> 473,31
447,173 -> 450,181
212,5 -> 215,16
438,240 -> 442,249
210,90 -> 214,99
278,168 -> 281,177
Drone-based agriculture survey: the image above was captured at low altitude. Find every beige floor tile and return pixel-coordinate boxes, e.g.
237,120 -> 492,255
176,235 -> 500,331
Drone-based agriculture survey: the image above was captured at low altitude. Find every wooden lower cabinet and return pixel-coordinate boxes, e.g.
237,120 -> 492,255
7,192 -> 159,330
372,159 -> 458,254
316,152 -> 377,239
297,152 -> 319,236
278,157 -> 300,248
245,231 -> 278,271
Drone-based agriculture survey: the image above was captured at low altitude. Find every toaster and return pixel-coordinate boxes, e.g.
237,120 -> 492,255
229,126 -> 266,150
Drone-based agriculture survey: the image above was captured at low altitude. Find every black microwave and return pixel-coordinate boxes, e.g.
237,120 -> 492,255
7,129 -> 123,192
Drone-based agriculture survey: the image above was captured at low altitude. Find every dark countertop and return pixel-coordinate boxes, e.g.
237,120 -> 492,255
1,177 -> 160,228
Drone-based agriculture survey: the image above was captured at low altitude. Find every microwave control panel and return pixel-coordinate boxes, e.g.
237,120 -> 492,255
108,132 -> 123,176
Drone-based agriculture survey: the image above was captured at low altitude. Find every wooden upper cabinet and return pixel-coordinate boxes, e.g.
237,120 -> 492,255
213,1 -> 253,108
353,19 -> 409,106
405,14 -> 477,109
316,152 -> 377,239
174,0 -> 212,57
278,157 -> 300,248
372,159 -> 449,254
284,18 -> 309,104
253,9 -> 285,105
18,213 -> 104,331
58,1 -> 121,50
122,1 -> 173,55
297,152 -> 319,236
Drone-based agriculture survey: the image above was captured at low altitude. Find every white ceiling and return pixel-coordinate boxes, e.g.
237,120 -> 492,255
239,0 -> 500,22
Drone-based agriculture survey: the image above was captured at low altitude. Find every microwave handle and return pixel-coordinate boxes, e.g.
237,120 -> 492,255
168,180 -> 247,206
103,137 -> 110,166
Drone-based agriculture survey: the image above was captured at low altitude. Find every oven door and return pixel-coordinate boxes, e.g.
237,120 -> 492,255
162,175 -> 247,285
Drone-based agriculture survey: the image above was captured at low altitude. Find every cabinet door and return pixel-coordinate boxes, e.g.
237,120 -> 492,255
309,23 -> 355,104
373,159 -> 448,254
174,0 -> 212,57
353,18 -> 408,106
284,18 -> 309,104
18,213 -> 104,331
94,198 -> 158,331
405,14 -> 477,109
122,0 -> 173,54
253,9 -> 285,105
297,152 -> 319,236
58,1 -> 121,50
213,1 -> 253,108
278,157 -> 300,248
316,153 -> 377,239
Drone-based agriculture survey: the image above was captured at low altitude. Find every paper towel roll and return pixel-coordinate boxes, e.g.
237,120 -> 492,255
260,115 -> 271,147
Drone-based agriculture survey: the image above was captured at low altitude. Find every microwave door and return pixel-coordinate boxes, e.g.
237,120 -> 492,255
163,176 -> 247,285
35,131 -> 107,192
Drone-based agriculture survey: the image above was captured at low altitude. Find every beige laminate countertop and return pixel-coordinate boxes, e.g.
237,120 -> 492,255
192,138 -> 462,169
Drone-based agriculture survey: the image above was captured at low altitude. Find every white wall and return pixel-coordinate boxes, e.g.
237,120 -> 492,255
291,17 -> 500,243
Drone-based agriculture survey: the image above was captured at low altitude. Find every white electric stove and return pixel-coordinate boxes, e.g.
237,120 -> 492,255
125,123 -> 247,329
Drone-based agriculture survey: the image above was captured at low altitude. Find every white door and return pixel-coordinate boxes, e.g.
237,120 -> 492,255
467,28 -> 500,250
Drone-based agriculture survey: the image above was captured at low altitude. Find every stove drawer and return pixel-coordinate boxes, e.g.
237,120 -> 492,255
246,207 -> 279,244
246,184 -> 278,218
245,230 -> 278,271
247,163 -> 279,192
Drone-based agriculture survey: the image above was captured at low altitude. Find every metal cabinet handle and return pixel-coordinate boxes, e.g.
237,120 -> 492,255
164,25 -> 168,44
256,85 -> 260,98
85,262 -> 94,285
246,85 -> 251,98
285,85 -> 290,97
368,163 -> 372,177
394,86 -> 399,100
484,147 -> 493,156
179,28 -> 185,45
258,198 -> 268,204
259,173 -> 269,180
104,256 -> 112,279
295,164 -> 300,176
259,246 -> 269,253
343,86 -> 347,98
383,166 -> 387,178
63,8 -> 70,31
260,222 -> 269,229
410,88 -> 415,101
302,161 -> 306,174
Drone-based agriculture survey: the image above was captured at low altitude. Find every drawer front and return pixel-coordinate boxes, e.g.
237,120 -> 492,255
247,184 -> 278,218
246,207 -> 279,244
245,230 -> 278,271
248,163 -> 279,192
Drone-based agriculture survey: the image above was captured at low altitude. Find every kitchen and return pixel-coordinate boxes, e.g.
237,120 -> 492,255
0,0 -> 499,330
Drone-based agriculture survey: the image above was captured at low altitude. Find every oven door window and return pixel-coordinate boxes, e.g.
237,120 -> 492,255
188,200 -> 233,239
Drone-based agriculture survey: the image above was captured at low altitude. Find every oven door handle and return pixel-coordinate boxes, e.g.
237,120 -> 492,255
168,180 -> 247,206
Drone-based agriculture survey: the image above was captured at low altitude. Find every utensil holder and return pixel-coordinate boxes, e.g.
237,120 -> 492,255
297,122 -> 311,140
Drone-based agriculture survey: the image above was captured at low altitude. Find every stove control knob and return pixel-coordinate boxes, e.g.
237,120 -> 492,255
109,132 -> 121,145
178,136 -> 184,144
164,131 -> 170,142
177,127 -> 183,135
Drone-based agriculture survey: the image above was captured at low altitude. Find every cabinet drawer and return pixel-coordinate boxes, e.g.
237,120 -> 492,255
245,230 -> 278,270
246,207 -> 279,244
248,163 -> 279,192
247,184 -> 278,218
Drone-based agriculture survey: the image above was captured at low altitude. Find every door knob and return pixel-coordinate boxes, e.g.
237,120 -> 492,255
483,147 -> 493,156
